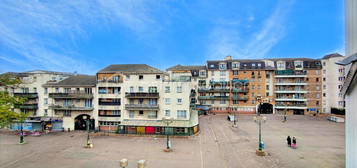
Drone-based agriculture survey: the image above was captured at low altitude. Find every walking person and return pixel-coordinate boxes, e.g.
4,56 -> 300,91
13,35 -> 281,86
292,137 -> 297,149
287,136 -> 291,147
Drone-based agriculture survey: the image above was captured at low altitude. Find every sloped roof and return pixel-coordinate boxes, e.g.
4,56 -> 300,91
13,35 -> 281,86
166,64 -> 206,71
44,75 -> 96,87
98,64 -> 164,74
321,53 -> 344,60
336,52 -> 357,65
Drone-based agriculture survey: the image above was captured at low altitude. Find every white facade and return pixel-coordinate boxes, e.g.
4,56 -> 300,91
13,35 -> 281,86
321,56 -> 346,113
345,0 -> 357,167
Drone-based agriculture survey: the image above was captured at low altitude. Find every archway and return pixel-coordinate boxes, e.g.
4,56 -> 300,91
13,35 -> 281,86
74,114 -> 94,130
259,103 -> 274,114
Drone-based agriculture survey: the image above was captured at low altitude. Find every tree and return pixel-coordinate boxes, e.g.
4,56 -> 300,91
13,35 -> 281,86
0,73 -> 27,128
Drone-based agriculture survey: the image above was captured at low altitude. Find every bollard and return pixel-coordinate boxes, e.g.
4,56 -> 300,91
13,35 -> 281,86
119,158 -> 128,168
137,160 -> 146,168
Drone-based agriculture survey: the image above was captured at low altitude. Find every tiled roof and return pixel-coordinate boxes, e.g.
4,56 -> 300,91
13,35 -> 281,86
321,53 -> 344,60
44,75 -> 96,86
98,64 -> 164,74
166,64 -> 206,71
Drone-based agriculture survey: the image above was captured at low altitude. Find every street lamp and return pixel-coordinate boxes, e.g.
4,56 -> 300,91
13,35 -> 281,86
162,116 -> 173,152
84,116 -> 93,148
254,96 -> 267,156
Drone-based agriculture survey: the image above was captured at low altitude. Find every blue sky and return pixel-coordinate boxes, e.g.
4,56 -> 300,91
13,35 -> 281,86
0,0 -> 345,74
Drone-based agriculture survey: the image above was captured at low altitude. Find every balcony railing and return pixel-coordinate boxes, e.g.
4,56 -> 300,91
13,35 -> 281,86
99,102 -> 121,106
209,81 -> 229,86
49,92 -> 93,99
275,70 -> 307,76
275,98 -> 307,101
198,96 -> 229,100
97,79 -> 123,83
232,88 -> 249,93
125,104 -> 159,110
275,103 -> 307,107
232,96 -> 248,101
198,88 -> 230,93
125,92 -> 159,98
13,93 -> 38,98
14,103 -> 38,109
49,104 -> 94,111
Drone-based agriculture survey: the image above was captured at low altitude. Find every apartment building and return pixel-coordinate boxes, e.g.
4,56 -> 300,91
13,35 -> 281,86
96,64 -> 198,135
1,70 -> 72,117
321,53 -> 346,113
43,75 -> 96,131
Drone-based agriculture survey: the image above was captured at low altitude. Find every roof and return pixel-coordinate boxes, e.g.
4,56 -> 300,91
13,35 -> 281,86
321,53 -> 344,60
207,58 -> 318,63
44,75 -> 96,87
98,64 -> 164,74
166,64 -> 206,71
2,70 -> 73,77
336,52 -> 357,65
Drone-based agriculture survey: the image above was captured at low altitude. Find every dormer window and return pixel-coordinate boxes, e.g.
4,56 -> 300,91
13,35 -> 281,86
232,62 -> 240,69
156,75 -> 161,79
139,75 -> 143,80
252,63 -> 256,67
219,63 -> 226,70
209,64 -> 215,68
258,63 -> 261,67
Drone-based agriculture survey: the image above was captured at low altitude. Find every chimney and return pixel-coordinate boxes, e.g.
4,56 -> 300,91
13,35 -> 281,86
224,55 -> 232,60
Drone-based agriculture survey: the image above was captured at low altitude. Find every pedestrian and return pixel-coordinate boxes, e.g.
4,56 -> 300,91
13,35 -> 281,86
287,136 -> 291,147
292,137 -> 297,149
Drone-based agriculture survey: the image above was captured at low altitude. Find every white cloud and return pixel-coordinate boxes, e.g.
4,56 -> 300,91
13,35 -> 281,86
206,0 -> 295,60
0,0 -> 158,74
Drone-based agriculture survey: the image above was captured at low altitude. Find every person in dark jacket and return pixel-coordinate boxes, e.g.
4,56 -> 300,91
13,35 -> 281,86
287,136 -> 291,147
292,137 -> 297,148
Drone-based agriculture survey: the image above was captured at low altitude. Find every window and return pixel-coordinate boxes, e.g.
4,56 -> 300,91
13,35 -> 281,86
138,86 -> 144,92
126,75 -> 130,80
177,98 -> 182,104
113,110 -> 120,116
85,99 -> 92,107
316,93 -> 320,98
220,99 -> 226,104
316,86 -> 320,90
323,62 -> 326,66
316,101 -> 320,105
55,88 -> 59,93
139,75 -> 143,80
266,74 -> 270,79
323,93 -> 326,97
130,86 -> 134,92
148,86 -> 157,93
199,70 -> 206,77
209,64 -> 214,68
156,75 -> 161,79
165,110 -> 170,116
165,98 -> 171,105
138,111 -> 143,115
44,109 -> 48,116
219,63 -> 226,70
64,88 -> 71,93
266,92 -> 270,96
232,62 -> 239,69
44,98 -> 48,105
252,63 -> 256,67
149,99 -> 157,105
177,110 -> 187,118
129,111 -> 134,118
266,85 -> 269,90
258,63 -> 261,67
233,70 -> 238,75
251,100 -> 255,104
64,110 -> 71,117
148,111 -> 157,119
316,78 -> 319,82
177,86 -> 182,93
220,71 -> 226,76
165,86 -> 170,93
257,85 -> 261,90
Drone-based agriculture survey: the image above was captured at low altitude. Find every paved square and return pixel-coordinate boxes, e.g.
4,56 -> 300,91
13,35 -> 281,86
0,115 -> 344,168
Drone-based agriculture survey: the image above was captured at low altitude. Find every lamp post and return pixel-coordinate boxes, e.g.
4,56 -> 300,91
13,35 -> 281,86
254,96 -> 267,156
84,116 -> 93,148
162,117 -> 173,152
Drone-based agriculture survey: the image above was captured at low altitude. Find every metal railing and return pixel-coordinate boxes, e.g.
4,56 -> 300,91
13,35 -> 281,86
125,92 -> 159,98
125,104 -> 159,110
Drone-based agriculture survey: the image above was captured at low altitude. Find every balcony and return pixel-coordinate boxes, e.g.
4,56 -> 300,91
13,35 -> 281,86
14,103 -> 38,109
13,93 -> 38,98
49,104 -> 94,111
125,92 -> 159,98
125,104 -> 159,110
99,102 -> 121,106
232,88 -> 249,93
49,91 -> 93,99
275,98 -> 307,101
198,96 -> 229,100
274,82 -> 307,86
274,90 -> 307,94
198,88 -> 230,93
232,96 -> 248,101
209,81 -> 229,86
275,70 -> 307,78
275,104 -> 307,110
97,79 -> 123,83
